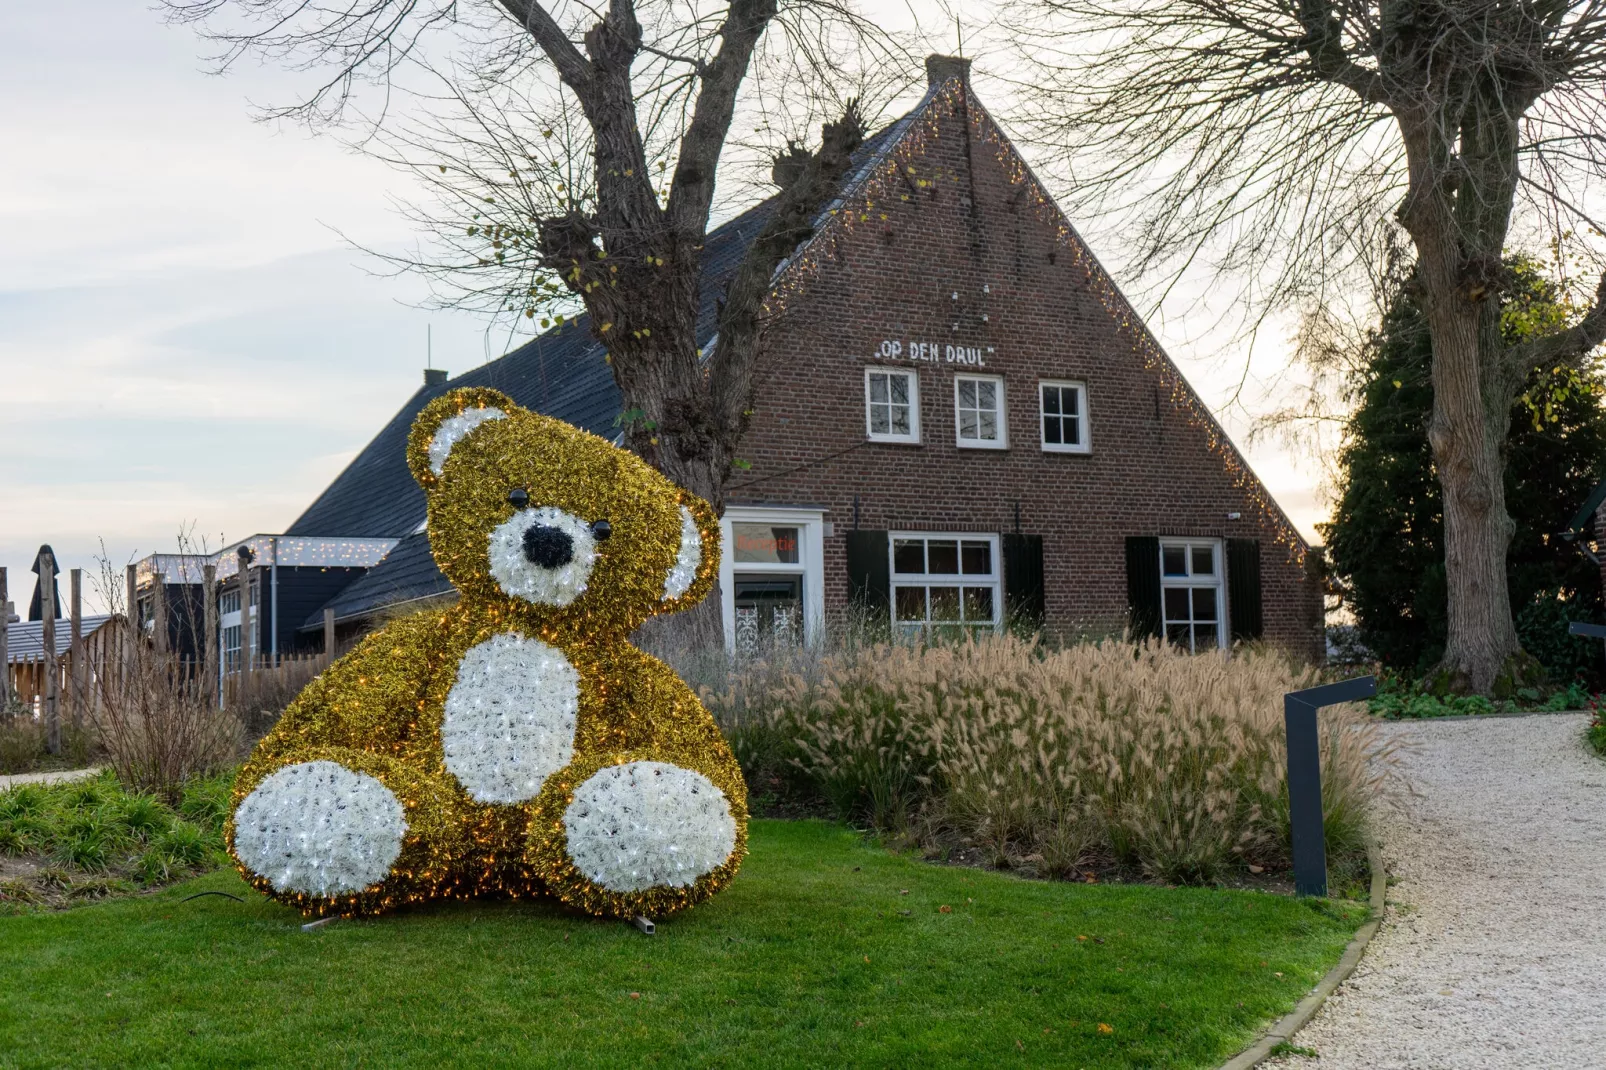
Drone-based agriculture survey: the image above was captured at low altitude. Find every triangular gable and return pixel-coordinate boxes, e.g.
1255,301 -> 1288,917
764,78 -> 1311,565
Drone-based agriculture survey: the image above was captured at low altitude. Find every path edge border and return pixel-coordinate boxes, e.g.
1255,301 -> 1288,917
1217,838 -> 1387,1070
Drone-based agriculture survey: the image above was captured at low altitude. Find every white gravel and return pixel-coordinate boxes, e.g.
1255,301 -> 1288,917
1265,714 -> 1606,1069
0,766 -> 101,791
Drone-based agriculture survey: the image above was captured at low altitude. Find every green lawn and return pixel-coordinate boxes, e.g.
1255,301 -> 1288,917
0,820 -> 1364,1069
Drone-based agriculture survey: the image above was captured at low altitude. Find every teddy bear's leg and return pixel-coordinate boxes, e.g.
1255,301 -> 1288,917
526,750 -> 748,917
230,747 -> 484,915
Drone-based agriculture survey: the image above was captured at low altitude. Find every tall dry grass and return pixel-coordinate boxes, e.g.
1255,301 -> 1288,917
701,633 -> 1387,884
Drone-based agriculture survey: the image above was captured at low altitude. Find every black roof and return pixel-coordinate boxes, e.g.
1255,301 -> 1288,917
292,110 -> 918,629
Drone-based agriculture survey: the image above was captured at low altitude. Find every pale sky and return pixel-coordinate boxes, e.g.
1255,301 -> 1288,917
0,2 -> 1323,615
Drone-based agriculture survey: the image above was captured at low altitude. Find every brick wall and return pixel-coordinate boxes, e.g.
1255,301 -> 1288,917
728,83 -> 1325,660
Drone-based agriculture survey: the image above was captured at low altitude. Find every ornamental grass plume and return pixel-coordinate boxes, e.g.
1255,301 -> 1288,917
704,633 -> 1387,884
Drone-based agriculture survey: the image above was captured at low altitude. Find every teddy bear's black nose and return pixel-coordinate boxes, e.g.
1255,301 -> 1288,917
522,524 -> 573,569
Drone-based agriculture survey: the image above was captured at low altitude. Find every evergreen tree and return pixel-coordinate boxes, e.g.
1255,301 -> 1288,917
1325,261 -> 1606,680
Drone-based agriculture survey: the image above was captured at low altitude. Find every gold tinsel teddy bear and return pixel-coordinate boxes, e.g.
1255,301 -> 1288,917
226,387 -> 748,919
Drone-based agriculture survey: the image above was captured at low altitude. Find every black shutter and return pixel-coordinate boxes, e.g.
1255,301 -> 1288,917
1003,534 -> 1045,629
1227,537 -> 1264,642
1125,536 -> 1162,639
844,530 -> 890,617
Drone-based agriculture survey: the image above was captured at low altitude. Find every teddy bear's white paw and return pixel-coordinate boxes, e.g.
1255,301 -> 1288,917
443,632 -> 581,804
232,761 -> 407,898
562,761 -> 737,893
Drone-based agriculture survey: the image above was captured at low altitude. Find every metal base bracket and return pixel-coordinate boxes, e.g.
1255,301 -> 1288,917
631,915 -> 656,936
301,916 -> 341,933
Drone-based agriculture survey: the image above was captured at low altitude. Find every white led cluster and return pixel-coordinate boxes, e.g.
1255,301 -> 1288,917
232,761 -> 407,897
428,407 -> 506,476
487,506 -> 598,606
563,760 -> 737,893
662,505 -> 702,600
443,632 -> 580,804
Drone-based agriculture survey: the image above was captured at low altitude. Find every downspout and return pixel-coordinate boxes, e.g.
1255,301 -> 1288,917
270,536 -> 280,664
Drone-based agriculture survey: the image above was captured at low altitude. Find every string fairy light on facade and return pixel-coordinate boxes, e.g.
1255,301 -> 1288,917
763,79 -> 1309,565
226,387 -> 746,920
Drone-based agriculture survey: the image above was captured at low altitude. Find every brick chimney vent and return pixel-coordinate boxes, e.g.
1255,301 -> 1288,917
925,54 -> 971,89
424,368 -> 448,387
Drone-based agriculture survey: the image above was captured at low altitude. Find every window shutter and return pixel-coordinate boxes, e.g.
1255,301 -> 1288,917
1125,536 -> 1162,639
844,530 -> 890,616
1227,537 -> 1264,642
1003,534 -> 1045,628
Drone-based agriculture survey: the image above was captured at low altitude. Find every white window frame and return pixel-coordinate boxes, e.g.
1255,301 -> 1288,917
954,374 -> 1008,449
1159,538 -> 1226,652
864,367 -> 920,444
1039,380 -> 1091,454
719,506 -> 826,651
888,531 -> 1003,635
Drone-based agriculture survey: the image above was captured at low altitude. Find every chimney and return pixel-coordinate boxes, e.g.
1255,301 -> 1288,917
424,368 -> 448,387
925,54 -> 971,89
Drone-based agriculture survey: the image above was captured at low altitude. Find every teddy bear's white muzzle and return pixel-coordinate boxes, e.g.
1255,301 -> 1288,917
487,506 -> 598,606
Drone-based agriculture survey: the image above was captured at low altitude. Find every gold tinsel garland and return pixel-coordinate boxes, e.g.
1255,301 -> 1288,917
227,388 -> 745,919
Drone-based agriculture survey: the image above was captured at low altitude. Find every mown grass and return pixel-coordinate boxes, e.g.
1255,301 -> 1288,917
0,820 -> 1365,1069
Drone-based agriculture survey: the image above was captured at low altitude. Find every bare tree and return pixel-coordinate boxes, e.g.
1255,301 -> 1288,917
1011,0 -> 1606,691
166,0 -> 912,640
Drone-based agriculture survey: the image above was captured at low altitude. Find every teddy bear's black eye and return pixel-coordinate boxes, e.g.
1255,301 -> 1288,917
507,488 -> 529,508
590,519 -> 612,541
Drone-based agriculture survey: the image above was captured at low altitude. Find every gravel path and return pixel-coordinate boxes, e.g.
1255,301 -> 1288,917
1265,713 -> 1606,1069
0,766 -> 102,791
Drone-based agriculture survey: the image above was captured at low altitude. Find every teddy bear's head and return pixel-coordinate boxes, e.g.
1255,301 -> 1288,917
406,387 -> 719,634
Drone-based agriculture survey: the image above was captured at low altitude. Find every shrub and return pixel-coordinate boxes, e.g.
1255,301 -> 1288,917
704,634 -> 1387,884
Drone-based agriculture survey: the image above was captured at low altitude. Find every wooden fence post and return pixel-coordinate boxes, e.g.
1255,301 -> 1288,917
323,607 -> 335,668
153,574 -> 168,655
0,566 -> 10,709
70,568 -> 84,735
124,563 -> 138,692
42,549 -> 59,756
203,563 -> 218,708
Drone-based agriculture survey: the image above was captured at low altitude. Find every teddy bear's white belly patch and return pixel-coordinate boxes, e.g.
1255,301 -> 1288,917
442,632 -> 580,805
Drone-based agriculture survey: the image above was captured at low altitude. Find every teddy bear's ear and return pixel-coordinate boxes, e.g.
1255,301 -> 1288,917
407,387 -> 520,489
655,491 -> 722,615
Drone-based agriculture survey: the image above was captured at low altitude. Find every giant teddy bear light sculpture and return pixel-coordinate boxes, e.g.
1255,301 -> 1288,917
226,387 -> 748,919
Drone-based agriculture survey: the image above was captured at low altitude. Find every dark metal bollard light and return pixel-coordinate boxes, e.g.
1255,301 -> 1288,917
1284,675 -> 1376,898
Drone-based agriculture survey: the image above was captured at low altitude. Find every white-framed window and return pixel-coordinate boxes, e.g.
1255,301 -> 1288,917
865,367 -> 920,443
1160,539 -> 1225,652
719,506 -> 827,654
890,532 -> 1001,636
1040,380 -> 1090,453
954,374 -> 1006,448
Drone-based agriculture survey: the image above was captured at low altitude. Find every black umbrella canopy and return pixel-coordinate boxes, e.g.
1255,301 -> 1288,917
28,544 -> 63,622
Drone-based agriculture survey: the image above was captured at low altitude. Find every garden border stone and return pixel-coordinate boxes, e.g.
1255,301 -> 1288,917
1217,838 -> 1387,1070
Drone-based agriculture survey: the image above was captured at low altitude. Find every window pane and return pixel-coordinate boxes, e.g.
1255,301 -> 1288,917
1064,387 -> 1080,416
1166,623 -> 1191,647
927,540 -> 960,574
895,585 -> 927,621
978,411 -> 997,439
1194,623 -> 1218,649
1163,587 -> 1190,621
1043,416 -> 1062,444
1042,385 -> 1061,415
959,410 -> 978,438
869,374 -> 888,403
961,541 -> 991,575
890,404 -> 910,436
1065,415 -> 1081,445
929,586 -> 961,621
977,381 -> 996,408
959,380 -> 976,407
732,524 -> 800,564
1162,546 -> 1187,576
1192,587 -> 1218,621
870,405 -> 890,435
963,586 -> 993,621
1192,546 -> 1215,576
890,374 -> 910,405
893,540 -> 925,574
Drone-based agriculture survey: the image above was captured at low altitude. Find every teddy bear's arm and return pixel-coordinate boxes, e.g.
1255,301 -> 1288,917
248,611 -> 443,767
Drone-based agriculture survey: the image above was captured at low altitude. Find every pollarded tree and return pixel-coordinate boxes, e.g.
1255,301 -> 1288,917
1325,258 -> 1606,678
165,0 -> 910,638
1014,0 -> 1606,691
